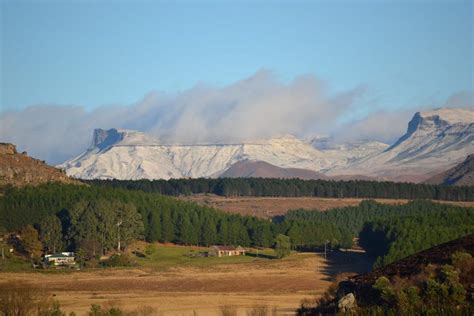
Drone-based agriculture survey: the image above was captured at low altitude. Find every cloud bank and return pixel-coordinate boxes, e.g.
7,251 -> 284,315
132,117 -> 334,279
0,70 -> 470,165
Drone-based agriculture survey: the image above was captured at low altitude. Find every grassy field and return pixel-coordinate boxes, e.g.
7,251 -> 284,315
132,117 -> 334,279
0,242 -> 372,315
130,242 -> 278,271
179,195 -> 474,218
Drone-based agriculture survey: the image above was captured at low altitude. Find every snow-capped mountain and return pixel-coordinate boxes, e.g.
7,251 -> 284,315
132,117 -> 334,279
58,108 -> 473,182
59,129 -> 341,180
328,108 -> 474,182
307,136 -> 389,168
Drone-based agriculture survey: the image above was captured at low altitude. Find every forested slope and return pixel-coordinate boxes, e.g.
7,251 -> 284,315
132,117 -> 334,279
86,178 -> 474,201
1,184 -> 473,267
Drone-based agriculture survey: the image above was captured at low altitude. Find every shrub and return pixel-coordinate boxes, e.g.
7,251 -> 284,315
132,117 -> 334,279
274,234 -> 291,259
219,305 -> 237,316
0,281 -> 65,316
101,254 -> 136,267
144,244 -> 157,256
246,305 -> 269,316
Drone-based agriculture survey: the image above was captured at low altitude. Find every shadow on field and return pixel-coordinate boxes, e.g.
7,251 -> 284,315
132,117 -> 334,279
317,250 -> 375,282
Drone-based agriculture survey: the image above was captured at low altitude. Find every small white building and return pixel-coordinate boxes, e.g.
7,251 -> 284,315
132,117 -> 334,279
44,252 -> 76,266
209,246 -> 246,257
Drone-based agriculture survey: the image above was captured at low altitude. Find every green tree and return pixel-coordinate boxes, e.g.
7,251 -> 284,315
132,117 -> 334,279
178,213 -> 194,245
274,234 -> 291,259
201,217 -> 217,246
68,199 -> 143,254
112,201 -> 144,251
20,224 -> 43,259
253,222 -> 273,248
160,209 -> 174,242
39,215 -> 63,253
218,219 -> 229,245
145,211 -> 161,242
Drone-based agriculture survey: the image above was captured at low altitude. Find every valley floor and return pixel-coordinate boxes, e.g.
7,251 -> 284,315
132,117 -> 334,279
179,195 -> 474,218
0,248 -> 372,315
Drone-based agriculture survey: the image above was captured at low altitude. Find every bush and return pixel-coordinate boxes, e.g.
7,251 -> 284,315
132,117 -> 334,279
219,305 -> 237,316
246,305 -> 269,316
0,281 -> 66,315
144,244 -> 157,256
274,234 -> 291,259
87,303 -> 156,316
101,254 -> 136,267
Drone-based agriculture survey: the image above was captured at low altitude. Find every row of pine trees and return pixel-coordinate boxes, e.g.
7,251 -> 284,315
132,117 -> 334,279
86,178 -> 474,201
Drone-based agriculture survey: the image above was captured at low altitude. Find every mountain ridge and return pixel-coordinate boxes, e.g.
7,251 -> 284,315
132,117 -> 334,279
58,107 -> 474,182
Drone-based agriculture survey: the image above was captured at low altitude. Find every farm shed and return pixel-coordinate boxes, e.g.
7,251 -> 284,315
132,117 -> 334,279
209,245 -> 246,257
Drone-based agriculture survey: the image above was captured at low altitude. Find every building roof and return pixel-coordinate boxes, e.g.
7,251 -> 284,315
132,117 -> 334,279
45,252 -> 75,258
211,245 -> 245,251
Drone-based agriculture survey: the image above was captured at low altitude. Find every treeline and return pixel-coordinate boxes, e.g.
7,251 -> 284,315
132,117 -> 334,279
359,209 -> 474,267
0,184 -> 277,255
85,178 -> 474,201
287,200 -> 474,266
1,184 -> 473,266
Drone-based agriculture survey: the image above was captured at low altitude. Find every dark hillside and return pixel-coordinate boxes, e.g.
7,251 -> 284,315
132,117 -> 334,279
300,234 -> 474,315
425,154 -> 474,186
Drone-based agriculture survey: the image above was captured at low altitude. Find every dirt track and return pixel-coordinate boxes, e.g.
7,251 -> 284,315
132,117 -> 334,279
0,252 -> 371,315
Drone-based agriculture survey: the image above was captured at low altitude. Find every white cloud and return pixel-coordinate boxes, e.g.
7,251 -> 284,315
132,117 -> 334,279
1,70 -> 470,164
334,110 -> 413,144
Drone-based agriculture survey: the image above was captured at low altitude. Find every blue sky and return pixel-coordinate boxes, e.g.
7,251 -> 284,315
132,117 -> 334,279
1,0 -> 472,113
1,0 -> 473,164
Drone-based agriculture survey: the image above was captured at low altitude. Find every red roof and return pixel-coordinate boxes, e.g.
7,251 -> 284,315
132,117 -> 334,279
212,245 -> 238,251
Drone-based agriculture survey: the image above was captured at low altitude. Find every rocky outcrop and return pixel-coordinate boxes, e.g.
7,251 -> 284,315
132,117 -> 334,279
0,143 -> 79,187
337,293 -> 357,312
0,143 -> 16,155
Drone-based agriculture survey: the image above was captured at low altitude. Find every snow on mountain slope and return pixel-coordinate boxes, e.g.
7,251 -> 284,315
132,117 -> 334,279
309,137 -> 389,168
59,130 -> 340,179
58,108 -> 473,181
328,108 -> 474,182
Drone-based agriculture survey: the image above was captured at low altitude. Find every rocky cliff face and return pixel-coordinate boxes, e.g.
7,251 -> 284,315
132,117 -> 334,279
0,143 -> 79,187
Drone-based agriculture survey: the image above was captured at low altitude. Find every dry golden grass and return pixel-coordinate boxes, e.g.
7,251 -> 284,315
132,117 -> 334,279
0,251 -> 370,315
179,195 -> 474,218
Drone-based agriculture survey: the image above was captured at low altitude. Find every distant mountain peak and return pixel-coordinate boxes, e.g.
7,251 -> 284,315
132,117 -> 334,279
91,128 -> 161,150
61,108 -> 473,182
329,107 -> 474,182
420,108 -> 474,125
92,128 -> 124,150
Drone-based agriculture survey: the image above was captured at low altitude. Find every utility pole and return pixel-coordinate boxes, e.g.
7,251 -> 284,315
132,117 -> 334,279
324,240 -> 329,260
117,220 -> 123,252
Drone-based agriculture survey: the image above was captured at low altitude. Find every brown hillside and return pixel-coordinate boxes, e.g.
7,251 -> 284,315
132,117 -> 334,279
220,160 -> 329,179
425,154 -> 474,186
0,143 -> 79,187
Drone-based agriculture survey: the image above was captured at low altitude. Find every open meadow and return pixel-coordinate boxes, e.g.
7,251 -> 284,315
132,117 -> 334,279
179,195 -> 474,218
0,243 -> 372,315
